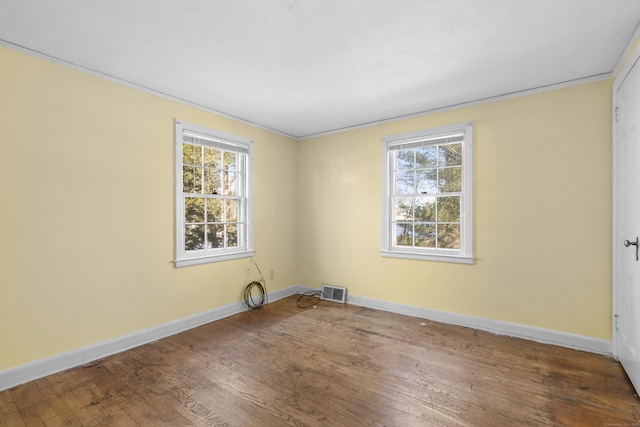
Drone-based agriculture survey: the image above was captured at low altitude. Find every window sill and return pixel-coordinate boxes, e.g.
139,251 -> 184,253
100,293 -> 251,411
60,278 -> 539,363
175,250 -> 255,268
380,250 -> 474,265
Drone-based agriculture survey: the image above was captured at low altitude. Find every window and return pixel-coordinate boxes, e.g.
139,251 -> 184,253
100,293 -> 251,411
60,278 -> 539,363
381,121 -> 473,264
175,120 -> 254,267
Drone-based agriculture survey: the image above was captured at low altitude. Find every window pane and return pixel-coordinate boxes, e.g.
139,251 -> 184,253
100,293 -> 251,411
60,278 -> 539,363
223,172 -> 238,196
395,149 -> 414,170
438,224 -> 460,249
437,196 -> 460,222
192,145 -> 203,166
182,144 -> 196,165
226,224 -> 238,247
193,167 -> 203,193
206,224 -> 224,249
416,169 -> 437,194
204,147 -> 221,168
438,166 -> 462,193
206,198 -> 223,222
224,151 -> 237,171
182,166 -> 195,193
416,146 -> 437,168
395,223 -> 413,246
185,224 -> 204,251
414,196 -> 436,222
415,224 -> 436,248
204,169 -> 221,195
393,197 -> 413,221
395,170 -> 414,194
226,199 -> 238,222
438,143 -> 462,166
185,197 -> 205,223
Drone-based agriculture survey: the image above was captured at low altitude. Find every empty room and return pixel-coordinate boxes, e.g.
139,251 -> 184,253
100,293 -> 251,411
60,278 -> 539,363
2,1 -> 640,425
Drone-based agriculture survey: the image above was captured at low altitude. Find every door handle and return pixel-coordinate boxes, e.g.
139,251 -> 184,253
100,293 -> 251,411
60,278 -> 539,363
624,237 -> 639,261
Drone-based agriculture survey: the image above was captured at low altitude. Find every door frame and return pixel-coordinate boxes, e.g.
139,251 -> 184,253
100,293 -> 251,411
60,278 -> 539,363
612,43 -> 640,360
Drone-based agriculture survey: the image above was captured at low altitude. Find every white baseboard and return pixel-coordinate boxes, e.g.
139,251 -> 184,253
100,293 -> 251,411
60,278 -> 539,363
343,291 -> 612,356
0,284 -> 611,392
0,284 -> 303,392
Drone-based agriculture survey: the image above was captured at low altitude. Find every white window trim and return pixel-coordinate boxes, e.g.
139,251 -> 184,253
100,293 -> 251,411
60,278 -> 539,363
175,119 -> 254,268
381,121 -> 473,264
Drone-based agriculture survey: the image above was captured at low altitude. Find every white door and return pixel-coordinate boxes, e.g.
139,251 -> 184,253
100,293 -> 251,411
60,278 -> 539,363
614,55 -> 640,394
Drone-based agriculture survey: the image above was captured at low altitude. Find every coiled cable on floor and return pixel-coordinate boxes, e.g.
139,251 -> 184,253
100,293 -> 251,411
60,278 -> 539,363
296,290 -> 324,308
244,280 -> 266,310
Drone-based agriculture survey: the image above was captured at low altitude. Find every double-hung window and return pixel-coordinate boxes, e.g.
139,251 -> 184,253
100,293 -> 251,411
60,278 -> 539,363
175,120 -> 254,267
381,121 -> 473,264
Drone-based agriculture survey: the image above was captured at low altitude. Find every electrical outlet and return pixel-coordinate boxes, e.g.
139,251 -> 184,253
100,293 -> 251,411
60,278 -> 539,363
245,264 -> 251,275
270,270 -> 275,279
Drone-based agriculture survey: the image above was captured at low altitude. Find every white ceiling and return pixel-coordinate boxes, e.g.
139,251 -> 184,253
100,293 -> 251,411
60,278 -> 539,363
2,1 -> 640,139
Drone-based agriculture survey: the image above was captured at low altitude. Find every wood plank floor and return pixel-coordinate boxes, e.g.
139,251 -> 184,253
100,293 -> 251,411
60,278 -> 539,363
1,294 -> 639,426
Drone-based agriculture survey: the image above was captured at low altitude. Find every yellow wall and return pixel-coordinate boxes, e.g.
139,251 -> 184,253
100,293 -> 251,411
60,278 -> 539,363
0,43 -> 614,372
298,79 -> 613,340
0,46 -> 299,370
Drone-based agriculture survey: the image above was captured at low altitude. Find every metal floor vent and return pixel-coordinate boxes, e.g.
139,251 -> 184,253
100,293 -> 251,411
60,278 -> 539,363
321,284 -> 347,303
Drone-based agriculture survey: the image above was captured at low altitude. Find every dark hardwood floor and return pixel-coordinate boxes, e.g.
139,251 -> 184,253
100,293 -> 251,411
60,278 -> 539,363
1,294 -> 638,426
